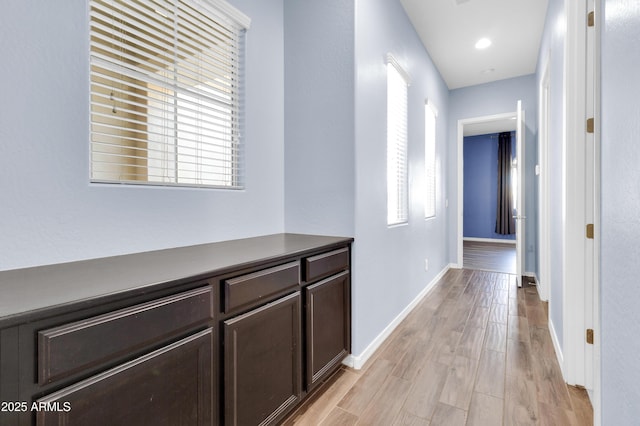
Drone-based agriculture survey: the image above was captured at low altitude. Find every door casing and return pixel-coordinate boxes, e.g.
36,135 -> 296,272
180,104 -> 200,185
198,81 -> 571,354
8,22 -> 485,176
456,112 -> 519,270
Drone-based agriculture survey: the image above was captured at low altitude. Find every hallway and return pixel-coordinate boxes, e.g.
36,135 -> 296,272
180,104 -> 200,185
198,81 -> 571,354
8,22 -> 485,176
284,269 -> 592,425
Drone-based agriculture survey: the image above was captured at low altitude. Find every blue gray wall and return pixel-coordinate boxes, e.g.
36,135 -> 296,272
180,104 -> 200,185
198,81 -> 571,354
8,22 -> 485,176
352,0 -> 450,357
283,0 -> 355,237
448,75 -> 538,274
535,0 -> 566,353
463,132 -> 516,241
0,0 -> 286,271
601,0 -> 640,422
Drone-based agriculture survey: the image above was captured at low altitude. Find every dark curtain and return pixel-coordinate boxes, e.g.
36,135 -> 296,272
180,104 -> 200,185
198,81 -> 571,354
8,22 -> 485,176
495,132 -> 516,234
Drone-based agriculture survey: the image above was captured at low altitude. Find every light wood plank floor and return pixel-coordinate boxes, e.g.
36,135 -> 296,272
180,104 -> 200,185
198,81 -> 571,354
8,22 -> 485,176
283,269 -> 593,425
463,241 -> 516,274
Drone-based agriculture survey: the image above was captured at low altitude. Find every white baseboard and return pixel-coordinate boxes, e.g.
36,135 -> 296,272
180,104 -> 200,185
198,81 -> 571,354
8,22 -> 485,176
343,264 -> 452,370
548,318 -> 565,378
463,237 -> 516,245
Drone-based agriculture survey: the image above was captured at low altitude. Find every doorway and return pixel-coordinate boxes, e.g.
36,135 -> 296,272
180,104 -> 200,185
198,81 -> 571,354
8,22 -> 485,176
456,108 -> 523,279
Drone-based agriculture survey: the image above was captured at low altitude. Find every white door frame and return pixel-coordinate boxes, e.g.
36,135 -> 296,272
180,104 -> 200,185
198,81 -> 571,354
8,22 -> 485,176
563,2 -> 600,418
456,112 -> 517,269
590,0 -> 602,422
584,0 -> 597,394
563,0 -> 588,389
538,55 -> 551,303
515,101 -> 526,287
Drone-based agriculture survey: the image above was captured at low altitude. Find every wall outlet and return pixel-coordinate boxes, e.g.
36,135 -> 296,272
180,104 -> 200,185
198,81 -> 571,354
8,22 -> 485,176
424,258 -> 429,271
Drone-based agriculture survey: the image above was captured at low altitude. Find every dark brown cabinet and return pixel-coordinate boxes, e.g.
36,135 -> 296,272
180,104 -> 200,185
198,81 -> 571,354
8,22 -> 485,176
0,234 -> 352,426
305,271 -> 350,391
223,292 -> 302,426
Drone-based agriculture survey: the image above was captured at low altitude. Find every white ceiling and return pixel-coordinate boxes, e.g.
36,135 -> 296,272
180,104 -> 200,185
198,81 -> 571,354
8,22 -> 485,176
400,0 -> 549,90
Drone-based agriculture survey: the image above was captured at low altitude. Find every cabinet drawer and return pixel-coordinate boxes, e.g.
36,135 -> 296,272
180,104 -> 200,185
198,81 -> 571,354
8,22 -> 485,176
223,261 -> 299,313
304,248 -> 349,282
38,286 -> 213,385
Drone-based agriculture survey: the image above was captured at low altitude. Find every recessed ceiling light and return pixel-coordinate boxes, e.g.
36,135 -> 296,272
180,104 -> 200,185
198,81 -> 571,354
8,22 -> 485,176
475,38 -> 492,49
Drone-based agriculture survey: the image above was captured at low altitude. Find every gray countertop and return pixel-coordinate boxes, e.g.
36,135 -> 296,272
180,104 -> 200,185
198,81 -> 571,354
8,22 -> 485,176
0,233 -> 353,326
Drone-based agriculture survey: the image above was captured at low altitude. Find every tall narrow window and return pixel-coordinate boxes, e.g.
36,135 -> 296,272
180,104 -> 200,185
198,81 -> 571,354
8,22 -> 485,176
424,100 -> 437,218
89,0 -> 250,188
386,55 -> 409,225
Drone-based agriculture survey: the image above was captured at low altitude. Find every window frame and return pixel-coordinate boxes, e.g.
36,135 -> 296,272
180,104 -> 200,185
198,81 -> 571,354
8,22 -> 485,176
386,54 -> 410,226
424,99 -> 438,219
88,0 -> 250,189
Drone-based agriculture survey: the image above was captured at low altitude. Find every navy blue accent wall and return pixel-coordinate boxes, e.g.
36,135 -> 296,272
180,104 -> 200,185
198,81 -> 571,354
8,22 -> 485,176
463,132 -> 515,240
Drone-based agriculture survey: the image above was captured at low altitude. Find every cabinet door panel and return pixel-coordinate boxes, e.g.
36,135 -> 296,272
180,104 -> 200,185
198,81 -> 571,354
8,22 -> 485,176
36,329 -> 214,426
305,272 -> 350,390
224,292 -> 301,426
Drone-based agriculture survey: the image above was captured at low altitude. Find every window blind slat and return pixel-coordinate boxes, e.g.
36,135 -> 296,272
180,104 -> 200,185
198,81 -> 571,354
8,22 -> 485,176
89,44 -> 239,98
177,3 -> 239,42
92,155 -> 241,173
91,134 -> 243,155
90,103 -> 238,137
90,0 -> 243,77
91,85 -> 240,126
91,57 -> 239,110
90,3 -> 177,53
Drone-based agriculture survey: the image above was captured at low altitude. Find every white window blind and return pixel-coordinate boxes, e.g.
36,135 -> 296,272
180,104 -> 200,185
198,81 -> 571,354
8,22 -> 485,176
425,100 -> 437,218
89,0 -> 250,188
386,55 -> 409,225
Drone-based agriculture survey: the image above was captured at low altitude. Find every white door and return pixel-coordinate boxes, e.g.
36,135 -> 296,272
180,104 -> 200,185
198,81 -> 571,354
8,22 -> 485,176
515,100 -> 525,286
584,0 -> 598,391
538,62 -> 551,302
